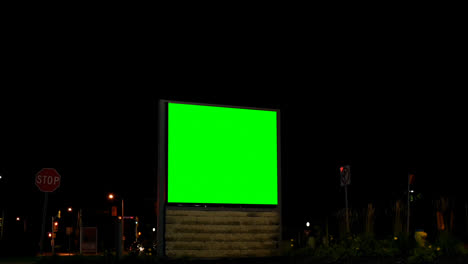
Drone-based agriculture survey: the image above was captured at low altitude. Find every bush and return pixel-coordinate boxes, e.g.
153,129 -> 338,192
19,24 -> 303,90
436,231 -> 466,256
408,246 -> 442,264
287,231 -> 467,262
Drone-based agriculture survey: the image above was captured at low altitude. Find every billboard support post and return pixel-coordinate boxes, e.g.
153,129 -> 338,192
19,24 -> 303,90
157,100 -> 167,256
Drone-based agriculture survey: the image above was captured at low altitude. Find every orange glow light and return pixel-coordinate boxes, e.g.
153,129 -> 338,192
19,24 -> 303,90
108,194 -> 114,200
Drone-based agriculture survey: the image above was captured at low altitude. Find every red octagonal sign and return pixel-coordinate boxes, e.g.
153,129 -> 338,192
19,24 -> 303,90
35,168 -> 61,192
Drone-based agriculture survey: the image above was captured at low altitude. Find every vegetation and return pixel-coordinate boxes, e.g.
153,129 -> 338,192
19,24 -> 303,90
286,231 -> 468,264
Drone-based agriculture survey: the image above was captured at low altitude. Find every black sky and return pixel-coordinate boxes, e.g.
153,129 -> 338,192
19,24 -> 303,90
1,14 -> 467,230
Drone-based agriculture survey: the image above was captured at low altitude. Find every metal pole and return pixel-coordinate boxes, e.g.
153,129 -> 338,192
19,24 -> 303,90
122,198 -> 125,253
325,216 -> 329,246
51,216 -> 55,255
116,219 -> 122,258
407,174 -> 410,234
79,209 -> 83,255
68,233 -> 71,256
345,184 -> 350,233
465,201 -> 468,237
1,209 -> 5,240
39,192 -> 48,255
135,217 -> 138,243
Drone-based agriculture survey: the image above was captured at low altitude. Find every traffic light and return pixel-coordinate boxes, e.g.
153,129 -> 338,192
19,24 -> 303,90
112,206 -> 118,217
340,165 -> 351,186
409,174 -> 415,185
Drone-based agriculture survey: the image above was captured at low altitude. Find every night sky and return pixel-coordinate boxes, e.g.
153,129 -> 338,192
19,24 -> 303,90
1,16 -> 467,241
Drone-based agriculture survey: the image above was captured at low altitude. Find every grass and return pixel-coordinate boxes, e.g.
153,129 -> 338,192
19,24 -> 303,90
0,256 -> 40,264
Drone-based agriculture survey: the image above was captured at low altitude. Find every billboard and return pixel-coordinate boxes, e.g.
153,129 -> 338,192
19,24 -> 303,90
167,102 -> 279,205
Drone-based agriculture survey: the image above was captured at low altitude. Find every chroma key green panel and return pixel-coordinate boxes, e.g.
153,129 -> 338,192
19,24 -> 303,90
168,102 -> 278,205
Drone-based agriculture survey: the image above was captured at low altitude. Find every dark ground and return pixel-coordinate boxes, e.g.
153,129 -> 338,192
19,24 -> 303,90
1,255 -> 468,264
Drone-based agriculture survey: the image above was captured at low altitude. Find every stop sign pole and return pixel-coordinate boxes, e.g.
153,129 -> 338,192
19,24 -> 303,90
36,168 -> 61,255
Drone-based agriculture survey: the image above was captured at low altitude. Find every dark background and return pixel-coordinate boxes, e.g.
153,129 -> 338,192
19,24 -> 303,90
1,9 -> 467,253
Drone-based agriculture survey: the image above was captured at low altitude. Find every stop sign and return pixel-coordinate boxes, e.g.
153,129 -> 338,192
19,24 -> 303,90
35,168 -> 61,192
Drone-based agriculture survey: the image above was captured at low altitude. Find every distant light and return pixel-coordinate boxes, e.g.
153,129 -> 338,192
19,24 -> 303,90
135,221 -> 138,224
139,246 -> 144,252
306,222 -> 310,227
394,236 -> 398,240
152,228 -> 156,232
108,194 -> 114,200
16,217 -> 20,221
410,190 -> 414,193
0,175 -> 2,179
118,216 -> 122,220
68,207 -> 72,212
48,232 -> 52,238
54,222 -> 58,226
138,232 -> 142,236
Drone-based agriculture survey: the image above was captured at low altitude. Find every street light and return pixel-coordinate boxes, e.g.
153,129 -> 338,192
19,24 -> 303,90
68,207 -> 72,212
108,193 -> 124,256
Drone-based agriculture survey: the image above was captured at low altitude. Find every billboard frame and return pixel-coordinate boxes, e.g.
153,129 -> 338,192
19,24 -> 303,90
157,99 -> 282,256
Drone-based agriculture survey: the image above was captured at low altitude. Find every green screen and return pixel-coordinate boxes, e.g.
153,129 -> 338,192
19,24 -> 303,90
168,102 -> 278,205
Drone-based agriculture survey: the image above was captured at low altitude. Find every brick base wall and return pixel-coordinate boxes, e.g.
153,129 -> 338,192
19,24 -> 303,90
165,208 -> 280,258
